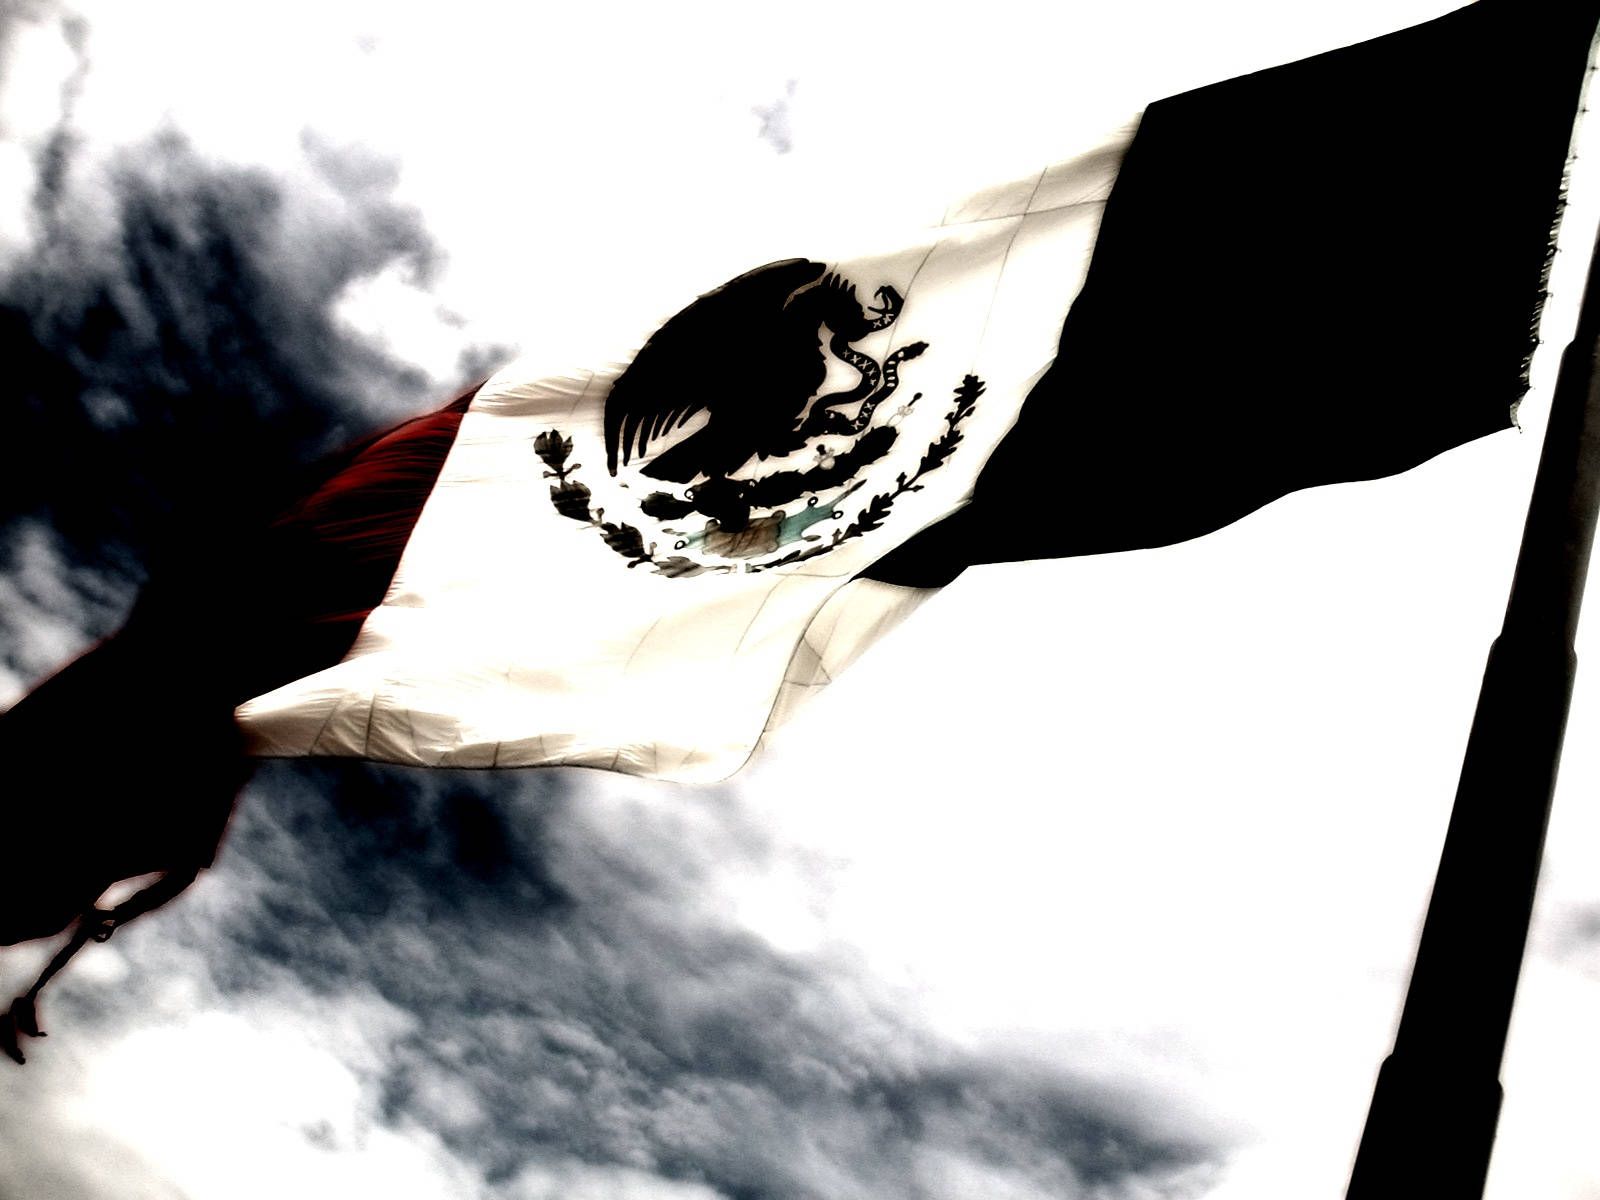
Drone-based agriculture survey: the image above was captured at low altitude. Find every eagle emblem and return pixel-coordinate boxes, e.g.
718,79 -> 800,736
536,259 -> 983,576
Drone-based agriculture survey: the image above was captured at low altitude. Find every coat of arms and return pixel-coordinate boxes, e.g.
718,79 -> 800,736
536,259 -> 982,576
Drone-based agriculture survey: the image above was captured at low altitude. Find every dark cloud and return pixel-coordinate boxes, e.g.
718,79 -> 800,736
0,519 -> 134,692
0,129 -> 461,687
38,762 -> 1219,1200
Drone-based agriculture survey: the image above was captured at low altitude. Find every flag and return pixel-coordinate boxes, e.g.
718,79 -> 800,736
225,0 -> 1597,783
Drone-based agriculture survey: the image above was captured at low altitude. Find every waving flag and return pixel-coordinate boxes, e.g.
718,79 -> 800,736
2,0 -> 1595,968
226,0 -> 1597,782
235,145 -> 1127,779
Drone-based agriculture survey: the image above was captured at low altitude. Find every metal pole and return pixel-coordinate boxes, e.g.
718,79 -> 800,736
1346,221 -> 1600,1196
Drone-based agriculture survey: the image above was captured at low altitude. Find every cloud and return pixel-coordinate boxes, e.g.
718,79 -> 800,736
0,114 -> 487,688
751,82 -> 797,156
0,519 -> 132,704
1,763 -> 1223,1200
0,1 -> 85,258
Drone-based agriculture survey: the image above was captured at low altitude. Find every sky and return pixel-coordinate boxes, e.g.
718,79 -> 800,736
3,2 -> 1600,1198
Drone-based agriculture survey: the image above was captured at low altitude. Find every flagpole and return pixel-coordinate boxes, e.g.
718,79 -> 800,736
1345,219 -> 1600,1195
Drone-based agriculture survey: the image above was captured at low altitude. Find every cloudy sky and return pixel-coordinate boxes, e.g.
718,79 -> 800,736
4,1 -> 1600,1197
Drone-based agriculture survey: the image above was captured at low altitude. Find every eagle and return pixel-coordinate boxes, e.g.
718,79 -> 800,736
603,258 -> 907,486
